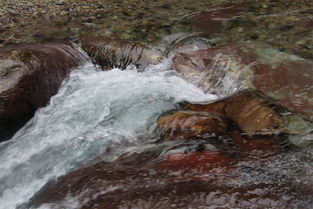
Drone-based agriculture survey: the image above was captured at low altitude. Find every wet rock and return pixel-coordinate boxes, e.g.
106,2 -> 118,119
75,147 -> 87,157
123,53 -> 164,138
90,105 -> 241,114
159,151 -> 233,177
222,2 -> 313,60
28,151 -> 159,208
156,91 -> 283,138
80,36 -> 162,70
172,43 -> 250,95
193,2 -> 248,35
156,110 -> 228,140
1,0 -> 312,58
0,120 -> 27,142
172,43 -> 313,134
186,92 -> 284,135
232,130 -> 284,159
30,147 -> 313,209
223,92 -> 284,135
0,41 -> 87,137
252,59 -> 313,122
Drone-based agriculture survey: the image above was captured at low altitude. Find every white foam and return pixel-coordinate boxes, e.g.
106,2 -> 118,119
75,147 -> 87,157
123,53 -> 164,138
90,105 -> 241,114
0,58 -> 216,209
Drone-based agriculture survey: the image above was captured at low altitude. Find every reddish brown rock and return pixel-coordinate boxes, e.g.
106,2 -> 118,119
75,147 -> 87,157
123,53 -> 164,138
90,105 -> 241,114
172,43 -> 313,130
172,43 -> 256,94
193,3 -> 248,34
30,148 -> 312,209
81,36 -> 162,69
156,91 -> 283,138
232,130 -> 284,159
0,41 -> 87,132
224,93 -> 283,135
185,92 -> 284,135
159,151 -> 233,176
252,60 -> 313,122
185,101 -> 226,115
156,110 -> 228,140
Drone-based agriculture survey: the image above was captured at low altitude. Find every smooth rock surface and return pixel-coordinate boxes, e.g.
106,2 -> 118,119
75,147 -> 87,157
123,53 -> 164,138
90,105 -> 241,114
156,110 -> 228,140
81,37 -> 162,69
0,41 -> 87,139
185,92 -> 284,135
193,2 -> 248,35
30,141 -> 313,209
172,43 -> 313,134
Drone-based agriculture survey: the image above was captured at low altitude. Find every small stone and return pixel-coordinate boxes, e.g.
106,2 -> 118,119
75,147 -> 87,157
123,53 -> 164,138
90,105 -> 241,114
156,110 -> 228,140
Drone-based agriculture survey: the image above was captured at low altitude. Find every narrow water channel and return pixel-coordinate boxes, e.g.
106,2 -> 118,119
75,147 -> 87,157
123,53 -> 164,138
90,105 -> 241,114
0,52 -> 312,209
0,58 -> 218,209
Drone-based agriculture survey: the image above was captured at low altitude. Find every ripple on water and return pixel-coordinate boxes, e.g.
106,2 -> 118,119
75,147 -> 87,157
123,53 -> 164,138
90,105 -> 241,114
0,58 -> 217,209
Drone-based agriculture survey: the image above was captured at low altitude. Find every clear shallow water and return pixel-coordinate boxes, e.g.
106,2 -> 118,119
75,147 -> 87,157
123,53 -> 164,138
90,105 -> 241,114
0,59 -> 217,209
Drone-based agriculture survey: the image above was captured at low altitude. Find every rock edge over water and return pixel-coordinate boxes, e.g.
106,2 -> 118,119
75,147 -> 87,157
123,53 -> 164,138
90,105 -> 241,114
0,41 -> 88,140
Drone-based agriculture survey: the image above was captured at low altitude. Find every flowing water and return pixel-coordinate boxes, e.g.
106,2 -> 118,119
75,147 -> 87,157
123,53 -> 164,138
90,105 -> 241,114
1,1 -> 313,208
1,50 -> 313,209
0,58 -> 219,209
1,54 -> 313,209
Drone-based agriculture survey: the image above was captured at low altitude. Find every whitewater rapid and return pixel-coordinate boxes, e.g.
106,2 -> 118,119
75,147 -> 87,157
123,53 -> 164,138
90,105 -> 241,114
0,59 -> 217,209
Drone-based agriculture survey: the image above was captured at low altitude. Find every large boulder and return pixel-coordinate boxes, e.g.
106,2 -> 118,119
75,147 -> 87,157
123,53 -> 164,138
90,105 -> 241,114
81,37 -> 162,70
0,41 -> 88,139
172,43 -> 313,135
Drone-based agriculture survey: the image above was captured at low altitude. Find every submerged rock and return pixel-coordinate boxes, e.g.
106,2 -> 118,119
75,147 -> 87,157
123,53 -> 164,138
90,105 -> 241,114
156,110 -> 228,140
156,91 -> 284,139
193,2 -> 248,35
159,151 -> 233,176
30,142 -> 312,209
185,92 -> 283,136
223,92 -> 283,135
172,43 -> 313,135
81,37 -> 162,70
172,44 -> 247,96
0,41 -> 87,139
231,130 -> 284,159
252,59 -> 313,122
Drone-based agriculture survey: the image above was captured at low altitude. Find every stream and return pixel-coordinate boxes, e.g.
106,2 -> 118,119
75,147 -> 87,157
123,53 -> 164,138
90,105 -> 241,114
0,53 -> 313,209
0,0 -> 313,208
0,58 -> 218,209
